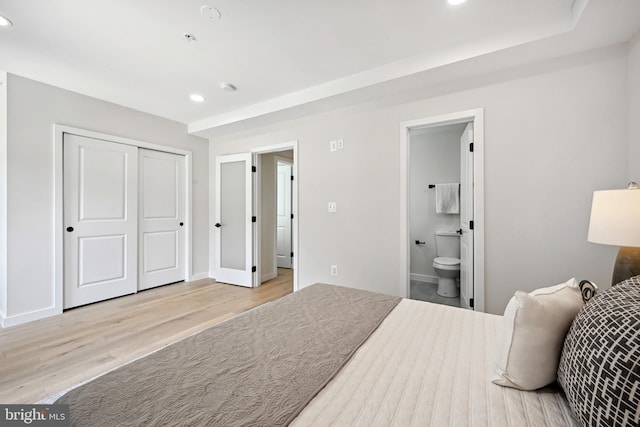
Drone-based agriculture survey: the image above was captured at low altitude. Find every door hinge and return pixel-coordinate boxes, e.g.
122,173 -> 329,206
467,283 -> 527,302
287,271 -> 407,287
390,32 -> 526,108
291,251 -> 294,258
252,166 -> 256,173
470,298 -> 474,309
252,216 -> 256,223
469,143 -> 474,152
291,175 -> 294,181
252,266 -> 257,273
470,220 -> 474,230
291,213 -> 294,219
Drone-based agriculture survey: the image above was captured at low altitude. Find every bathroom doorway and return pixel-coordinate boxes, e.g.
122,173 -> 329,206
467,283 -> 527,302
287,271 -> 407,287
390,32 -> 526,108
399,109 -> 485,311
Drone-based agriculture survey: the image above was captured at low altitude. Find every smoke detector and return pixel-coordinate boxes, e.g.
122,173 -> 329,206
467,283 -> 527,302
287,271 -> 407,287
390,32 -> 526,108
200,5 -> 221,21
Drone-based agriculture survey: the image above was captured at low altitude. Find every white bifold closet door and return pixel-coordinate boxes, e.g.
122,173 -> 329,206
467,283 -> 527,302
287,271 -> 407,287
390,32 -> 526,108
64,135 -> 186,309
64,134 -> 138,309
138,148 -> 185,291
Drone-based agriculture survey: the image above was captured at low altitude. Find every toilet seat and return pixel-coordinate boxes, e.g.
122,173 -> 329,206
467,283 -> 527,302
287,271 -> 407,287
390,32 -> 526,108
433,257 -> 460,270
434,257 -> 460,266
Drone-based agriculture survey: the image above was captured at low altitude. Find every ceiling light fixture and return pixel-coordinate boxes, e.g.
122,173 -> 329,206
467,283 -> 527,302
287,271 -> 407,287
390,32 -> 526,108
190,93 -> 206,103
219,83 -> 237,92
0,14 -> 13,27
447,0 -> 467,5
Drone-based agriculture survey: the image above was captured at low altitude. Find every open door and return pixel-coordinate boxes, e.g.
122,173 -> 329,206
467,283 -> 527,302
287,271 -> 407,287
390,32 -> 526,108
215,153 -> 255,287
459,122 -> 474,309
276,160 -> 293,269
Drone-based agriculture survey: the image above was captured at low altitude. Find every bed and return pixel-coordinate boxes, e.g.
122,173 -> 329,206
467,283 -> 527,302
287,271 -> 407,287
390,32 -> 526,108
54,280 -> 640,426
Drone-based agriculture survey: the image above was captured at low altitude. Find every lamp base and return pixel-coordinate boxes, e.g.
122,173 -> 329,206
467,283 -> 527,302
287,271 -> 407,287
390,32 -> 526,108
612,246 -> 640,286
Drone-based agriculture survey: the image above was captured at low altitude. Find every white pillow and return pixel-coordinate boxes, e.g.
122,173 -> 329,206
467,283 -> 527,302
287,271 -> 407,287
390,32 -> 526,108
492,278 -> 584,391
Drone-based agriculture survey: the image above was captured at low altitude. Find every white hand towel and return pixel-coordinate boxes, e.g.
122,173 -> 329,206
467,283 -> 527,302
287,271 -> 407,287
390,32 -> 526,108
435,183 -> 460,214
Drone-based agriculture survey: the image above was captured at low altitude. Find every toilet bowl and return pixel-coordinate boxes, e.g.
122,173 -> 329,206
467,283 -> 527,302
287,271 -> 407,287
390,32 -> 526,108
433,231 -> 461,297
433,257 -> 460,297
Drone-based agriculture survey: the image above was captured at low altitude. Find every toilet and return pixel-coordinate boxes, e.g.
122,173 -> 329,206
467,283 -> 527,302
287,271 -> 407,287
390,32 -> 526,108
433,231 -> 461,297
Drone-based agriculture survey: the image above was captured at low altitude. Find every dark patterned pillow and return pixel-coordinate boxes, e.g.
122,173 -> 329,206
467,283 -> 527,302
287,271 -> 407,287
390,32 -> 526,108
557,275 -> 640,427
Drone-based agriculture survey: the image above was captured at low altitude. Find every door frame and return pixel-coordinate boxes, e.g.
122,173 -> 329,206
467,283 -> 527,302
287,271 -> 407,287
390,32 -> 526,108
399,109 -> 485,311
252,141 -> 299,291
53,125 -> 193,315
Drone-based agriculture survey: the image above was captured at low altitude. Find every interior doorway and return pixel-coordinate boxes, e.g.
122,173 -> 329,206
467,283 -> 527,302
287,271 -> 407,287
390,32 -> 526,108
257,150 -> 294,284
213,141 -> 298,291
400,109 -> 485,311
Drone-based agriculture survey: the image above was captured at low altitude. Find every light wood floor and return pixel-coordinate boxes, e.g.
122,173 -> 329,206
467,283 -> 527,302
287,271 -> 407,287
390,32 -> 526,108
0,269 -> 293,404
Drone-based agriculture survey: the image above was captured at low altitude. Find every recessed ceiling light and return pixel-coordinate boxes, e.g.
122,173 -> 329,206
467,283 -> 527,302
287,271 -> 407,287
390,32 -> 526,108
0,15 -> 13,27
190,93 -> 206,103
447,0 -> 467,5
219,83 -> 237,92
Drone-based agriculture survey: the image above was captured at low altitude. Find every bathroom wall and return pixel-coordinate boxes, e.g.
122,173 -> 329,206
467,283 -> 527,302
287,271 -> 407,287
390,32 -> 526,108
409,124 -> 464,283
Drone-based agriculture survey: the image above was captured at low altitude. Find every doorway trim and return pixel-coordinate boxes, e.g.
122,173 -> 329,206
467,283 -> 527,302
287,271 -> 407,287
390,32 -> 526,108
251,141 -> 299,291
399,108 -> 485,311
53,125 -> 193,316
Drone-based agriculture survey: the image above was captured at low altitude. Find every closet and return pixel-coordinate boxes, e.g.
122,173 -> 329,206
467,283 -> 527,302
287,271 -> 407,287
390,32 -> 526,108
63,133 -> 185,309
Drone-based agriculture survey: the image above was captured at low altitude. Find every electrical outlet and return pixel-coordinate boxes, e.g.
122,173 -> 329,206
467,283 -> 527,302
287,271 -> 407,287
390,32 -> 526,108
330,265 -> 338,276
337,139 -> 344,150
329,140 -> 337,152
328,202 -> 337,212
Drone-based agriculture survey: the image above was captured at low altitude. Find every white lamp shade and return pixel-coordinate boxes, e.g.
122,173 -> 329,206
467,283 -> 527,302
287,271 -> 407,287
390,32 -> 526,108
588,189 -> 640,247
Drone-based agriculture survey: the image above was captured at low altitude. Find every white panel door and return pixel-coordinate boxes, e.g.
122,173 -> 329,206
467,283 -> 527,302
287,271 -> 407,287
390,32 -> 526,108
460,122 -> 474,310
64,134 -> 138,309
215,153 -> 254,287
276,161 -> 292,268
139,149 -> 185,290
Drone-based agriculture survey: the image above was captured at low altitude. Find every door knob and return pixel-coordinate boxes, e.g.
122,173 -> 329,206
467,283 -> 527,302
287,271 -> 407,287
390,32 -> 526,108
66,226 -> 74,232
214,223 -> 222,228
179,222 -> 184,226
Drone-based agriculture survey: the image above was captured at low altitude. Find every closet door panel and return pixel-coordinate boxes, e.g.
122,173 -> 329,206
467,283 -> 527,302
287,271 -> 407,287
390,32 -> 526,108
138,149 -> 185,290
63,134 -> 138,308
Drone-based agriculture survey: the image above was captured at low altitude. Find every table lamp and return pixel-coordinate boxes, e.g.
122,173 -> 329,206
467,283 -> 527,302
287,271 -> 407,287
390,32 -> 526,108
587,182 -> 640,285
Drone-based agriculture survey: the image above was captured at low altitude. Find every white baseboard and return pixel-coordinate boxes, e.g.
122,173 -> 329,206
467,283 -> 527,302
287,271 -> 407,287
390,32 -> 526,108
410,273 -> 438,284
190,272 -> 210,281
261,271 -> 277,283
0,306 -> 61,328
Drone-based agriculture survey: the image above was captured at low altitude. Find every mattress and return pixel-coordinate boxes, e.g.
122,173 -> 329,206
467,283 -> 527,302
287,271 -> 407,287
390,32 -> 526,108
292,299 -> 578,427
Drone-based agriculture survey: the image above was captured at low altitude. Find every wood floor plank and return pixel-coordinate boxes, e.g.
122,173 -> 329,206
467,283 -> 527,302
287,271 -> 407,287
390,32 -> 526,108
0,270 -> 293,403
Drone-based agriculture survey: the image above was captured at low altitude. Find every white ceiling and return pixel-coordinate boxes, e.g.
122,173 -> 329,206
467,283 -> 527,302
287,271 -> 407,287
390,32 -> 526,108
1,0 -> 639,137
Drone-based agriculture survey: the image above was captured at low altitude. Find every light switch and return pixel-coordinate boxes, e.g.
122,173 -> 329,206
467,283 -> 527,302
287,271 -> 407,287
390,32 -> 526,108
328,202 -> 337,212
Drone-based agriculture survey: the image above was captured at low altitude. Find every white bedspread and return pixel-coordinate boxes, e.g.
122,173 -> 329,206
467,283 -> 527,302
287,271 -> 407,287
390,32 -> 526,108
292,299 -> 578,426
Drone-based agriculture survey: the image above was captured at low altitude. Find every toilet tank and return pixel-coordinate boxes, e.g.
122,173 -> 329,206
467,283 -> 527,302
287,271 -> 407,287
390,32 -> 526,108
435,231 -> 460,258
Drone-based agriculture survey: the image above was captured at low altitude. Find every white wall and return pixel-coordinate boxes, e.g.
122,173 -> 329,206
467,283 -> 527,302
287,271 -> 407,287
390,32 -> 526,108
260,152 -> 277,281
409,125 -> 463,282
3,74 -> 209,325
629,33 -> 640,182
209,45 -> 628,314
0,71 -> 7,319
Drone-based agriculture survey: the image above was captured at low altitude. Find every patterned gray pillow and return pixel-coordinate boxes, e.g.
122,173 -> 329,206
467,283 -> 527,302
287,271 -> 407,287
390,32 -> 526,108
557,275 -> 640,426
